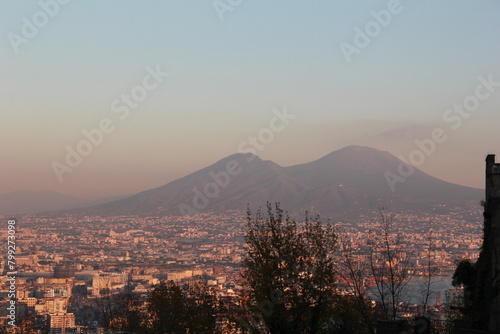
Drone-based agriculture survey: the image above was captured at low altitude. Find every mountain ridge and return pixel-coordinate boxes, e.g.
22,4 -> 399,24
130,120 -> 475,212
71,146 -> 483,218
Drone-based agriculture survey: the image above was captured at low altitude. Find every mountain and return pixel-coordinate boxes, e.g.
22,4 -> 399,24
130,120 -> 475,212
285,145 -> 482,214
0,190 -> 129,215
75,146 -> 483,218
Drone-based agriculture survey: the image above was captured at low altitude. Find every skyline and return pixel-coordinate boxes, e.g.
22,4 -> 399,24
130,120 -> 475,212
1,1 -> 500,199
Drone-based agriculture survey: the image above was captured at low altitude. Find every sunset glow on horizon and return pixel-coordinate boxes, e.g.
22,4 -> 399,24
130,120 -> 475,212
1,0 -> 500,198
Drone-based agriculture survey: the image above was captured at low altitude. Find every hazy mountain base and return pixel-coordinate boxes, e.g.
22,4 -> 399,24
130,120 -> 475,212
70,146 -> 482,218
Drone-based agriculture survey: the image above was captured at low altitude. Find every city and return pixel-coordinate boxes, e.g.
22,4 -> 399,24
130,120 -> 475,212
0,203 -> 483,332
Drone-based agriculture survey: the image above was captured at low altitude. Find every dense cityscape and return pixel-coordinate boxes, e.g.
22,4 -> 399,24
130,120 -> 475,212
0,204 -> 482,332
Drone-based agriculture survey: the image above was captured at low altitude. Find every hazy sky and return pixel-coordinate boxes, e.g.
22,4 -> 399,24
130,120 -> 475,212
1,1 -> 500,199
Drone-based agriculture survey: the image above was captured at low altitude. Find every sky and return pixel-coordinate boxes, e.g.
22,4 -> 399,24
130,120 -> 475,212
1,0 -> 500,199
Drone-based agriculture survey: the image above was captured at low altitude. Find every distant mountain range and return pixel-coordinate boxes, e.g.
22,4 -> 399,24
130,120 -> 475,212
68,145 -> 483,218
0,190 -> 128,216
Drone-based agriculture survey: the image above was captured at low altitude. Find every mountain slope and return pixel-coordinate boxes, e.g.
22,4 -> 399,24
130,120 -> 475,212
74,146 -> 483,217
285,145 -> 482,213
80,153 -> 308,216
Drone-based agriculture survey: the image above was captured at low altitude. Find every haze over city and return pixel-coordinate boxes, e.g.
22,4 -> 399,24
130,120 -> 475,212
4,2 -> 500,333
2,1 -> 500,200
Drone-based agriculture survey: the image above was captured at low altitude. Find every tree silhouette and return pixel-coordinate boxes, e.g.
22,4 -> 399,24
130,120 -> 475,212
148,280 -> 220,334
241,202 -> 350,334
367,210 -> 413,321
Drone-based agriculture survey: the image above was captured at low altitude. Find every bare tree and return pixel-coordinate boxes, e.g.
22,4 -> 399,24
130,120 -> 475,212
337,230 -> 377,334
367,210 -> 413,320
415,225 -> 442,317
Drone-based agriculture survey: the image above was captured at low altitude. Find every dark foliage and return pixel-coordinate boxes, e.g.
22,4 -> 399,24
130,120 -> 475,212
241,202 -> 365,334
148,280 -> 220,334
